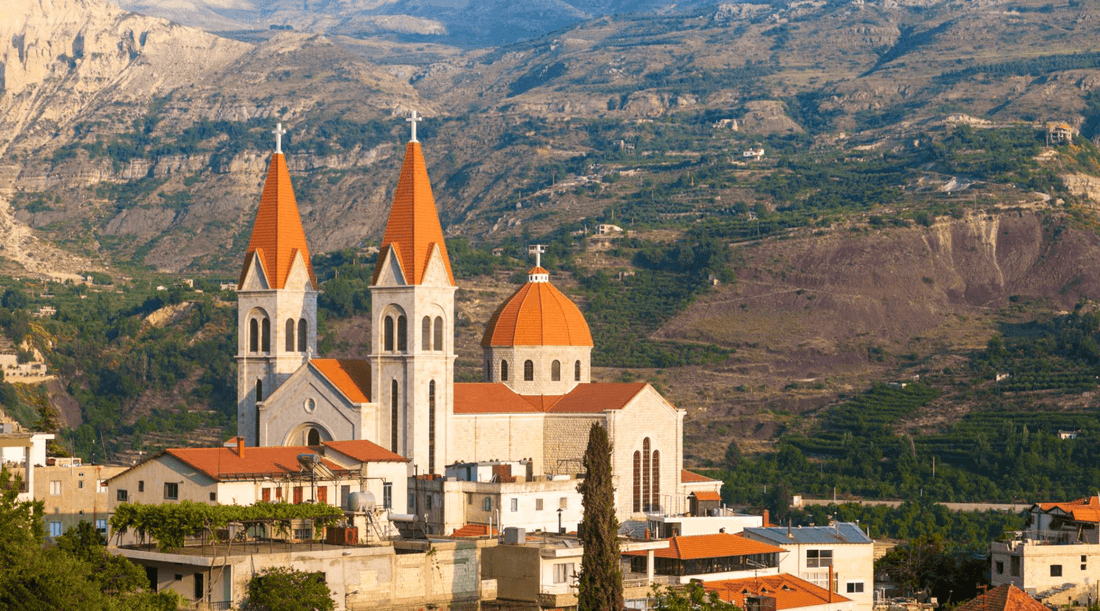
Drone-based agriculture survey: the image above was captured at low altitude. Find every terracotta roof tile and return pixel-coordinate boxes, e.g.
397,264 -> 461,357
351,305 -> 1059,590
693,491 -> 722,501
454,383 -> 543,414
955,585 -> 1047,611
321,439 -> 406,463
682,469 -> 719,483
704,574 -> 851,610
545,383 -> 646,413
166,446 -> 342,481
482,280 -> 594,347
312,358 -> 372,403
625,533 -> 785,560
452,524 -> 498,538
372,142 -> 454,286
239,153 -> 316,290
453,383 -> 647,414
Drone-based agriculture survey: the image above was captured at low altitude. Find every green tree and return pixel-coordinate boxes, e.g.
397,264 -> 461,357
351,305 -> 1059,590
653,582 -> 742,610
577,423 -> 623,611
243,567 -> 334,611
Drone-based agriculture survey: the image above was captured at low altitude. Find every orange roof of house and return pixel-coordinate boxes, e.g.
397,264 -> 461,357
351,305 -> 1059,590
481,279 -> 593,347
453,382 -> 647,414
693,491 -> 722,501
372,142 -> 454,286
165,445 -> 344,481
625,533 -> 785,560
312,358 -> 372,403
1036,496 -> 1100,522
955,585 -> 1047,611
239,153 -> 317,290
321,440 -> 406,463
704,574 -> 851,609
682,469 -> 719,483
452,524 -> 498,538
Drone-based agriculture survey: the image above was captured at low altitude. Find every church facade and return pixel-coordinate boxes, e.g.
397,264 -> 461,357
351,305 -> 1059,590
235,120 -> 714,525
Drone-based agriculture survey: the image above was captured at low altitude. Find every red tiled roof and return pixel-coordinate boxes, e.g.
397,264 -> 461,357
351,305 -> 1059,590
239,153 -> 317,290
452,524 -> 498,538
453,383 -> 647,414
682,469 -> 718,483
481,280 -> 593,347
1036,496 -> 1100,523
955,585 -> 1047,611
321,440 -> 406,463
166,446 -> 343,481
312,358 -> 372,403
704,574 -> 851,610
625,533 -> 785,560
372,142 -> 454,286
693,491 -> 722,501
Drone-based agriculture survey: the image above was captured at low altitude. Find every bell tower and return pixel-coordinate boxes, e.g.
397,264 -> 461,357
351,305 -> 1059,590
370,112 -> 455,474
236,123 -> 318,446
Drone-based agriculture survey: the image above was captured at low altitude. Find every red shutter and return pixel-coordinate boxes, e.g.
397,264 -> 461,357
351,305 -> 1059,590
293,487 -> 303,504
317,486 -> 327,505
262,488 -> 271,502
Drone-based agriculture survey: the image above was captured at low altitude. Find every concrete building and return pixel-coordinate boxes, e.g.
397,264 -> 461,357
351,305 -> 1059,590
646,507 -> 764,539
0,418 -> 54,503
743,523 -> 875,611
35,458 -> 126,539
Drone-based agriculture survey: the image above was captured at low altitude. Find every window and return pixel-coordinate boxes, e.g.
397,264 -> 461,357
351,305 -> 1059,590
486,360 -> 492,381
391,380 -> 400,453
434,316 -> 443,351
138,480 -> 144,493
422,316 -> 432,350
78,480 -> 84,489
511,498 -> 518,512
551,360 -> 561,381
633,451 -> 641,513
194,572 -> 204,601
383,482 -> 392,509
428,381 -> 436,474
249,318 -> 259,352
49,521 -> 62,538
524,360 -> 534,381
50,480 -> 61,495
341,485 -> 351,509
847,582 -> 864,594
807,549 -> 833,568
384,316 -> 394,351
164,483 -> 179,500
117,489 -> 128,502
651,450 -> 660,511
501,360 -> 508,381
996,561 -> 1004,575
262,488 -> 271,502
298,318 -> 307,352
256,379 -> 263,401
261,318 -> 270,352
536,498 -> 544,511
574,360 -> 581,381
1011,556 -> 1021,577
317,486 -> 327,505
307,428 -> 321,446
397,316 -> 408,351
286,319 -> 295,351
559,497 -> 568,509
209,492 -> 217,501
642,438 -> 650,512
293,486 -> 303,504
95,519 -> 107,533
553,563 -> 574,584
483,497 -> 492,512
426,494 -> 433,510
1051,565 -> 1063,577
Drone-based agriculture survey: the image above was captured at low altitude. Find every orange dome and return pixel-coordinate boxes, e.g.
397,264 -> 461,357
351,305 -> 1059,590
481,271 -> 594,347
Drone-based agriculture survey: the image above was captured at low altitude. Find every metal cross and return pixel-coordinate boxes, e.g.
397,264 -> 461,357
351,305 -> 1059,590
406,110 -> 421,143
272,123 -> 287,154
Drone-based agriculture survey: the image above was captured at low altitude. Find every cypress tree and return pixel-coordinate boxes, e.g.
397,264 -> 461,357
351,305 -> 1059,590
577,422 -> 623,611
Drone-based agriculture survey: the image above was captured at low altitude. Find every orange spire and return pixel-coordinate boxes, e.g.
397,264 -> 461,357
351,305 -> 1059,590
373,141 -> 455,286
238,153 -> 317,290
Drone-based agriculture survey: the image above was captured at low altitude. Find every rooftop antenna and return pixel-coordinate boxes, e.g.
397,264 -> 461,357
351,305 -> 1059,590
272,123 -> 286,154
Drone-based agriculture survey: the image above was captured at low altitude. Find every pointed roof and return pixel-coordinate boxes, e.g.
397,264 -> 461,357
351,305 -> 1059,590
311,359 -> 372,403
372,142 -> 455,286
955,585 -> 1047,611
239,153 -> 317,290
704,574 -> 851,609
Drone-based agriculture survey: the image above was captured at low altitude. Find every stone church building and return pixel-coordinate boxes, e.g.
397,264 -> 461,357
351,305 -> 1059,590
235,119 -> 717,526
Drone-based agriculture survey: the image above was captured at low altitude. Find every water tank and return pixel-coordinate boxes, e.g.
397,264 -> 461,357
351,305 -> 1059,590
346,491 -> 375,512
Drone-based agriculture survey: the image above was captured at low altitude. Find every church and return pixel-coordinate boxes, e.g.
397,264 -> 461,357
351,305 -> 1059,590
234,117 -> 717,526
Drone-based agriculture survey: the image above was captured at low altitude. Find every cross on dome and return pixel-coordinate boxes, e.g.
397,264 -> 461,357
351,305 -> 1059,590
272,123 -> 287,154
406,110 -> 421,143
527,244 -> 548,283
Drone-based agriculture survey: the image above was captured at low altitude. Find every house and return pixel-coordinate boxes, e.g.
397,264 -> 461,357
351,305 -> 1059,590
990,495 -> 1100,603
623,532 -> 784,583
646,507 -> 764,539
0,417 -> 54,503
954,584 -> 1048,611
703,573 -> 856,611
35,458 -> 126,539
743,523 -> 874,611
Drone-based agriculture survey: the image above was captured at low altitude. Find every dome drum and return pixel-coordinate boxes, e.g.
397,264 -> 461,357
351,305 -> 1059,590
483,345 -> 591,396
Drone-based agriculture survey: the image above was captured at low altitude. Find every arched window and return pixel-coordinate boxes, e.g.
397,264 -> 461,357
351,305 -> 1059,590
633,451 -> 641,513
390,380 -> 399,453
422,317 -> 431,350
428,381 -> 436,474
261,319 -> 270,352
551,360 -> 561,381
249,319 -> 259,352
285,319 -> 295,352
524,360 -> 534,381
434,316 -> 443,351
575,360 -> 581,381
384,316 -> 394,352
651,450 -> 660,512
397,316 -> 408,351
298,319 -> 307,352
642,438 -> 651,512
501,360 -> 509,381
256,379 -> 263,402
307,428 -> 320,446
